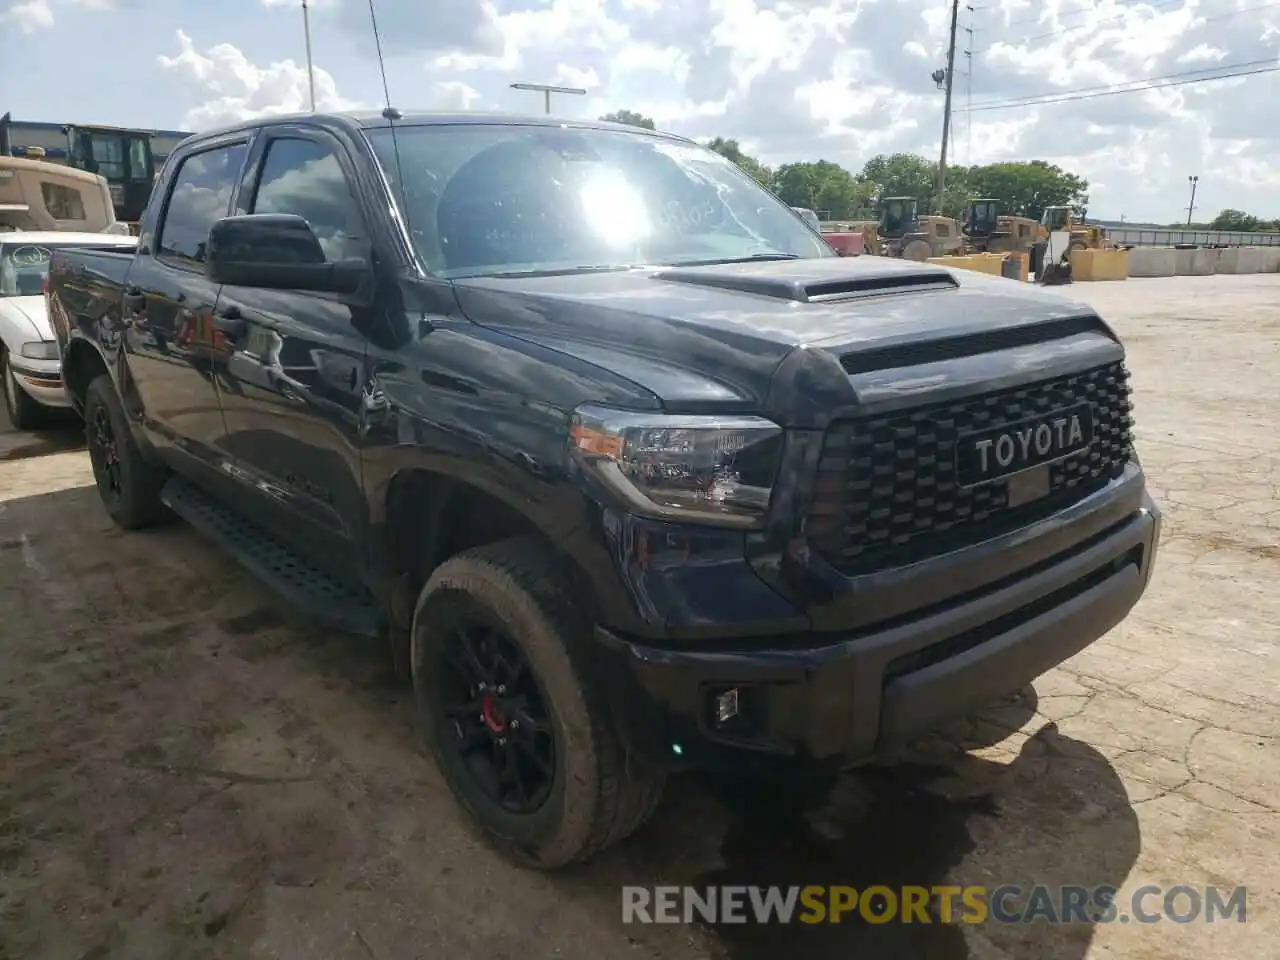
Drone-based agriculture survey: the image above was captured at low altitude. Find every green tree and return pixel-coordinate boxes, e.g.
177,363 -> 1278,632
965,160 -> 1089,221
1209,209 -> 1265,231
704,137 -> 773,186
859,153 -> 938,207
599,110 -> 656,130
772,160 -> 871,219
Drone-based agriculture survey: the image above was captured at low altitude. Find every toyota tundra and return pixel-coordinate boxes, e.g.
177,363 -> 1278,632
46,111 -> 1160,869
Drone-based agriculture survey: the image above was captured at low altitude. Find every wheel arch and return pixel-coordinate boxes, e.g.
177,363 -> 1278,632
61,335 -> 111,415
379,466 -> 603,628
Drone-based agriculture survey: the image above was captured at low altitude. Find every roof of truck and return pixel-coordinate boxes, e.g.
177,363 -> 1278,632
0,156 -> 107,184
187,110 -> 696,145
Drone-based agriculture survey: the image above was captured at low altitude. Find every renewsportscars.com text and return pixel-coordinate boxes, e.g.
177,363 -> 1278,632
622,884 -> 1247,925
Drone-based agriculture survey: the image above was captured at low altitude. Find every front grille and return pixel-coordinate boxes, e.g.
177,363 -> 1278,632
806,361 -> 1133,575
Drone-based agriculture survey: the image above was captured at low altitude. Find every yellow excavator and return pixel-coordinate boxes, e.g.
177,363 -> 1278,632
961,198 -> 1039,254
876,197 -> 964,260
1039,205 -> 1115,251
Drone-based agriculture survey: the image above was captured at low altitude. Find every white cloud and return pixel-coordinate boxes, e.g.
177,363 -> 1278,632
134,0 -> 1280,221
1,0 -> 54,32
156,29 -> 365,129
0,0 -> 113,31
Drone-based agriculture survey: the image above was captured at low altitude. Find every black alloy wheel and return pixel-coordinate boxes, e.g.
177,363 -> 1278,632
87,400 -> 123,503
82,375 -> 169,530
437,616 -> 555,814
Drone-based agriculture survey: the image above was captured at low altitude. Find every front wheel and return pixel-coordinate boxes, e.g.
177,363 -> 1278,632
1,346 -> 48,431
411,538 -> 665,869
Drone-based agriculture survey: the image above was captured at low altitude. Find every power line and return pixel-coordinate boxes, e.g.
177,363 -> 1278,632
999,0 -> 1186,32
956,59 -> 1280,113
991,0 -> 1274,48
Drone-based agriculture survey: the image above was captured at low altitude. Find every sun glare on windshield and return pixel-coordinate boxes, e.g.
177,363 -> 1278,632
580,169 -> 652,247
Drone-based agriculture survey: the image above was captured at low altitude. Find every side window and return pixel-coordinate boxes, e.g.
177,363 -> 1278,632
157,143 -> 247,266
42,181 -> 86,221
251,138 -> 365,262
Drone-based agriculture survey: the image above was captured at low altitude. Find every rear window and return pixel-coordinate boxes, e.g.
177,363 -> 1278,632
157,143 -> 248,265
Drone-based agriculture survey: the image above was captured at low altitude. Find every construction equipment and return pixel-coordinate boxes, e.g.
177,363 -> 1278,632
876,197 -> 964,260
0,155 -> 128,234
62,124 -> 155,226
1039,205 -> 1115,251
1,115 -> 158,227
961,198 -> 1039,254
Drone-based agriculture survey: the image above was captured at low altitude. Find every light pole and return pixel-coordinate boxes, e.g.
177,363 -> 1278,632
301,0 -> 317,112
1186,175 -> 1199,226
510,82 -> 586,116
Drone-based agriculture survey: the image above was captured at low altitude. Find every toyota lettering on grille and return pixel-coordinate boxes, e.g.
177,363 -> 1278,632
956,402 -> 1094,486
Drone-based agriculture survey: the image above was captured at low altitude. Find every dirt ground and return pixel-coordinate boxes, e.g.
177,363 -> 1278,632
1,274 -> 1276,960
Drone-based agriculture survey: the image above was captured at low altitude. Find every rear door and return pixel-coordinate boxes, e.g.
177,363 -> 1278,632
210,126 -> 372,580
123,136 -> 250,463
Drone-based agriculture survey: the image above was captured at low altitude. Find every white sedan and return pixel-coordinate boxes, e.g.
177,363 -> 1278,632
0,231 -> 137,430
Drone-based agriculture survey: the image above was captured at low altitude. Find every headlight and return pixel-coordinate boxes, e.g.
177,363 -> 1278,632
19,341 -> 59,360
570,404 -> 783,528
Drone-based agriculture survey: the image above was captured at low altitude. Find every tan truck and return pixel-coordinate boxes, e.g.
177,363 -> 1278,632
0,155 -> 129,235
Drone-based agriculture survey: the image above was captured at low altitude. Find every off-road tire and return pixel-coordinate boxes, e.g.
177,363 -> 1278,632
902,238 -> 933,261
411,537 -> 665,869
1,346 -> 48,431
84,374 -> 169,530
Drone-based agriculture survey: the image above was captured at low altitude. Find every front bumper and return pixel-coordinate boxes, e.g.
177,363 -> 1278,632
594,491 -> 1160,774
8,357 -> 71,409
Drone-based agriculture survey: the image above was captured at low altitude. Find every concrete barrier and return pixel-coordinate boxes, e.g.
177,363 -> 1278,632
1127,247 -> 1177,277
926,252 -> 1007,278
1175,247 -> 1217,275
1217,246 -> 1269,273
1070,248 -> 1129,281
1258,247 -> 1280,272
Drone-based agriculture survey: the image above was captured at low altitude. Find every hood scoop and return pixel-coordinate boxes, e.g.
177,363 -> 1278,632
651,260 -> 959,303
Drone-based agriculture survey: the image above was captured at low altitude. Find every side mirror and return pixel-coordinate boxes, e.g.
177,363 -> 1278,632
205,214 -> 367,294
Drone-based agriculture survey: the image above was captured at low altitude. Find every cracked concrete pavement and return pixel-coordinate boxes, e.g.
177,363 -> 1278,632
0,274 -> 1276,960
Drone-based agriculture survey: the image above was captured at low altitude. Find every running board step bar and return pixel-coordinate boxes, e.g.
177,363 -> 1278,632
160,476 -> 379,637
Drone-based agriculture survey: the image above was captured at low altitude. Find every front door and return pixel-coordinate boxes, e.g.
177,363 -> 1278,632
123,138 -> 250,462
211,129 -> 372,582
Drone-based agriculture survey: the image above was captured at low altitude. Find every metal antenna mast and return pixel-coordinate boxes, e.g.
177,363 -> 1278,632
509,82 -> 587,115
302,0 -> 317,112
933,0 -> 961,214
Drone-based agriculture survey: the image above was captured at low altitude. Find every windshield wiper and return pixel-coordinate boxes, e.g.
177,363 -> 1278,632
663,253 -> 802,267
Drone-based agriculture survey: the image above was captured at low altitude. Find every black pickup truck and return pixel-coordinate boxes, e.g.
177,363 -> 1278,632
47,111 -> 1160,869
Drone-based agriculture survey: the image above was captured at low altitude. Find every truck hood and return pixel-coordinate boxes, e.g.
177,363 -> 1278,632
2,296 -> 50,342
449,256 -> 1110,420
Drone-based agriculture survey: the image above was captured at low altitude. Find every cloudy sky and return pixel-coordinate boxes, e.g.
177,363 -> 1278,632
2,0 -> 1278,223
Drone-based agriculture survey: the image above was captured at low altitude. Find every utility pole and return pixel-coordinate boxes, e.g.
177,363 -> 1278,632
933,0 -> 961,215
1186,175 -> 1199,225
302,0 -> 317,112
510,82 -> 586,115
963,4 -> 976,165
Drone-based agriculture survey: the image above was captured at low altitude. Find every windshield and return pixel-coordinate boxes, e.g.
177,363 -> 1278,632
1043,208 -> 1070,230
0,241 -> 131,296
366,124 -> 833,278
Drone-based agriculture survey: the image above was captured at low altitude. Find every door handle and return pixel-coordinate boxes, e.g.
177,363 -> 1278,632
213,306 -> 247,341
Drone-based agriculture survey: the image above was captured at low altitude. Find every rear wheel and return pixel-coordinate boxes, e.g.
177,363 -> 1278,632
1,346 -> 48,431
411,538 -> 664,869
902,238 -> 933,261
83,374 -> 169,529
